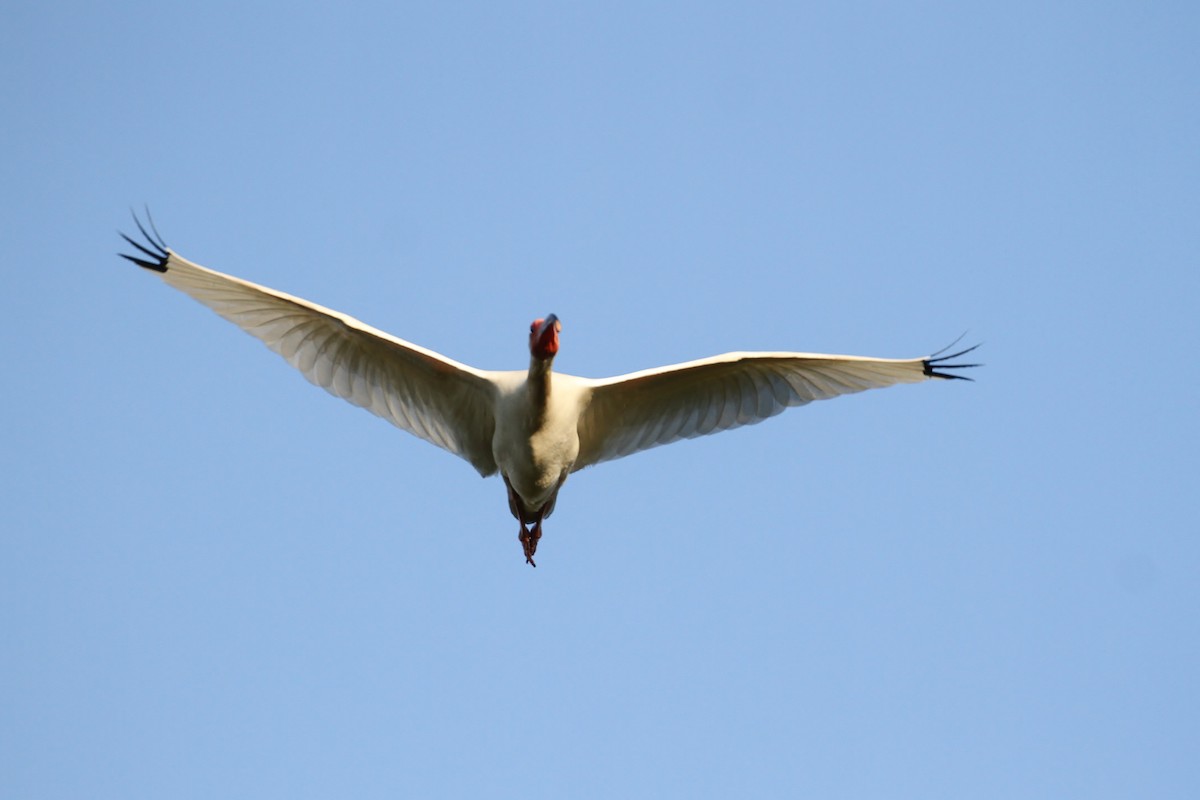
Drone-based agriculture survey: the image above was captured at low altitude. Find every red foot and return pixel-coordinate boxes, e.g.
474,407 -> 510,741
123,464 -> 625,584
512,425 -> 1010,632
518,523 -> 543,567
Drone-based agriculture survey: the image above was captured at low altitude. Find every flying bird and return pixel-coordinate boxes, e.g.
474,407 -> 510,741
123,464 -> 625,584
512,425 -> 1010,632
119,215 -> 979,566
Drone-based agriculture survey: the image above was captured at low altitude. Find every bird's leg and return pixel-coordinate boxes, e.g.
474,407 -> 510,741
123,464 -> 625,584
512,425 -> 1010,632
517,515 -> 545,568
506,476 -> 539,568
504,474 -> 547,568
519,523 -> 537,568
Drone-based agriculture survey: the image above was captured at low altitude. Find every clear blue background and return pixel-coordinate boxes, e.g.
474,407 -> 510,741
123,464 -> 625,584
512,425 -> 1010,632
3,2 -> 1197,797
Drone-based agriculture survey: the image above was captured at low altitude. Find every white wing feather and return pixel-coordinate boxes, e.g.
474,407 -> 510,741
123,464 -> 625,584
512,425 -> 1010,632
573,351 -> 941,470
144,249 -> 501,475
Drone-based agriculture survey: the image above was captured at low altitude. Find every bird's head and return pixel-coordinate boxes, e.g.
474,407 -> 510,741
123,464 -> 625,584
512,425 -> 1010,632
528,314 -> 561,361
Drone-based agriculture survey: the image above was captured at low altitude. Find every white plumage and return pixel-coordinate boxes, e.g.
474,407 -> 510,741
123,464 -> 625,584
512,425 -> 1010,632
121,217 -> 978,566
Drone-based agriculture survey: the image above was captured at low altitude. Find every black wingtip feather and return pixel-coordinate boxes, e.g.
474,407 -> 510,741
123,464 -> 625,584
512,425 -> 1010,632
924,341 -> 983,381
118,208 -> 170,272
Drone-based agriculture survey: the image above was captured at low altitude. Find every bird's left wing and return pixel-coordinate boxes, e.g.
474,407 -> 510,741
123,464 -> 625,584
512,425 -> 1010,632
120,219 -> 500,476
573,347 -> 977,470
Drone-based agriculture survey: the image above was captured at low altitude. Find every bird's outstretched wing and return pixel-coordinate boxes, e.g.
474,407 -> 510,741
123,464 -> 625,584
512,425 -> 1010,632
119,214 -> 500,476
573,345 -> 979,470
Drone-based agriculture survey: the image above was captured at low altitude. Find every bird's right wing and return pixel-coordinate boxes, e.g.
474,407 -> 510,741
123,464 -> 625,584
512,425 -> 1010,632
573,347 -> 978,470
120,218 -> 500,476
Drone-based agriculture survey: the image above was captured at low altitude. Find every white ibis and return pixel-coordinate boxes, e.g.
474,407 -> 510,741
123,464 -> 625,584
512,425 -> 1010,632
120,216 -> 979,566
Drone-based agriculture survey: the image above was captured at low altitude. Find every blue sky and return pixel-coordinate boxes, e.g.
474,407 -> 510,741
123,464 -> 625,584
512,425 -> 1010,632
3,1 -> 1197,797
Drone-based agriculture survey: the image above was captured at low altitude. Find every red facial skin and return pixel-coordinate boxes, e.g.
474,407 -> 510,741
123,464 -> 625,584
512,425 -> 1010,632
529,317 -> 561,360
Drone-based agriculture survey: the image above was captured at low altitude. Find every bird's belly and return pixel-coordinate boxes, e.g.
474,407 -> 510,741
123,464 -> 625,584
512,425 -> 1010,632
504,465 -> 562,512
493,423 -> 578,512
